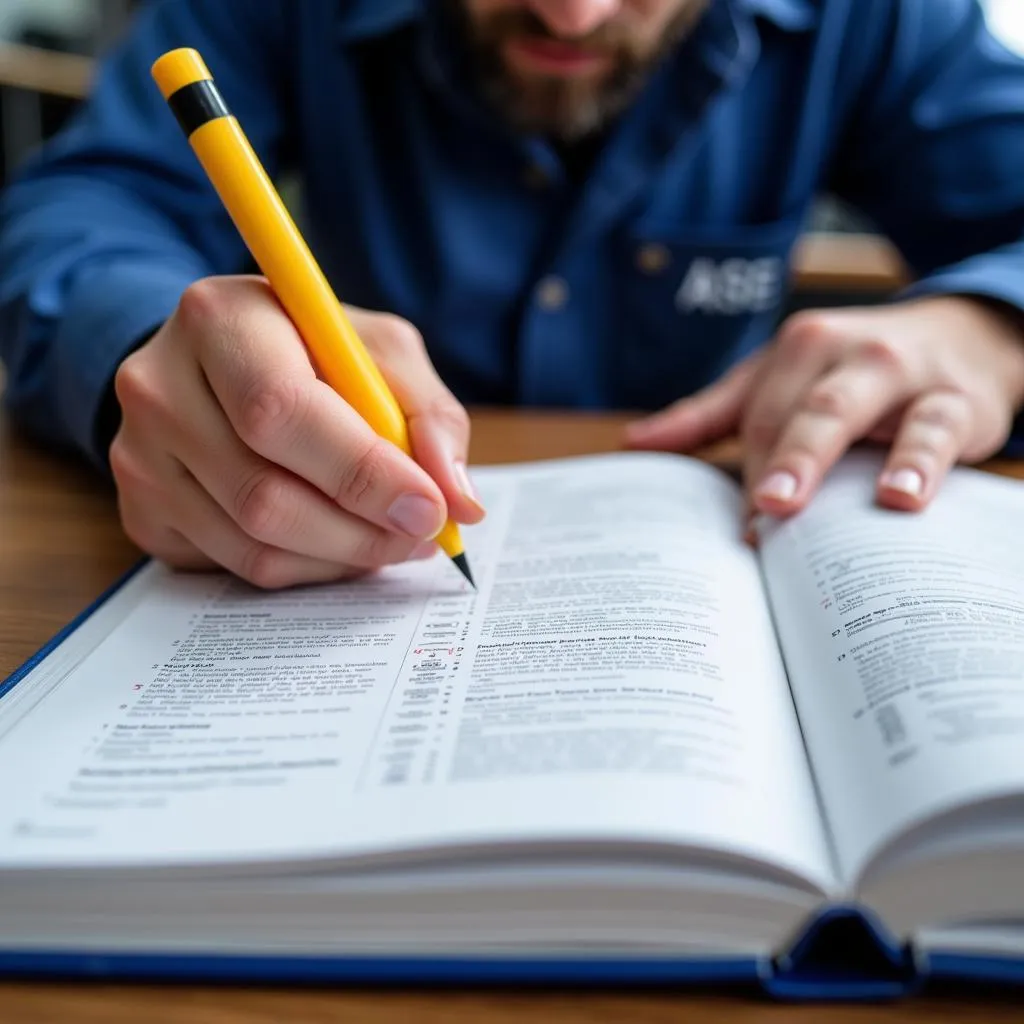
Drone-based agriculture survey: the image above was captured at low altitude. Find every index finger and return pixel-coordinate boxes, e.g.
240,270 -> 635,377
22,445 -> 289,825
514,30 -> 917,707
188,278 -> 448,539
750,350 -> 909,515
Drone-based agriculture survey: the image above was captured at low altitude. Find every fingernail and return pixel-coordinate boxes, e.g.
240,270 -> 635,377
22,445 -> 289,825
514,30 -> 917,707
387,494 -> 444,538
881,468 -> 923,497
453,460 -> 484,508
756,471 -> 799,502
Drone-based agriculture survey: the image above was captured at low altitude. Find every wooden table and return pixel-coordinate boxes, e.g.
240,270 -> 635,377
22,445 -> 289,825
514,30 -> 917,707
2,409 -> 1023,1024
0,42 -> 93,100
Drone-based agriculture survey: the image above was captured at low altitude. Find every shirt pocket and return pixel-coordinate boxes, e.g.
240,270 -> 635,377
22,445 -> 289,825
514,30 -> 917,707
613,217 -> 802,408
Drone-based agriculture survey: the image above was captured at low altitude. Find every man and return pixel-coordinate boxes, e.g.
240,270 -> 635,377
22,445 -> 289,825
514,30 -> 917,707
2,0 -> 1024,588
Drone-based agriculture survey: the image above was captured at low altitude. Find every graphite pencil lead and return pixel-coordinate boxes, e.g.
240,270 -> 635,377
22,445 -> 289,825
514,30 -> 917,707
452,552 -> 475,589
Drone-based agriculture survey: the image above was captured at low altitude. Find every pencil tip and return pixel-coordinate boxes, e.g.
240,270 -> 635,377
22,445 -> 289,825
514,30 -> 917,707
452,552 -> 475,589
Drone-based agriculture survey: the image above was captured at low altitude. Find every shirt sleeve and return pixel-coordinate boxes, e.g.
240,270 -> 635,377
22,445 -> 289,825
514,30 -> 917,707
827,0 -> 1024,455
0,0 -> 292,471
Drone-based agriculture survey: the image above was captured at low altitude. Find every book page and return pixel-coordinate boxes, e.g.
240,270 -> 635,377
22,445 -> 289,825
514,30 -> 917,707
759,452 -> 1024,883
0,453 -> 832,889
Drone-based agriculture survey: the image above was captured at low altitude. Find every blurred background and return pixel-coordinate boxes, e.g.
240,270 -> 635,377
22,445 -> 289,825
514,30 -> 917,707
0,0 -> 1021,313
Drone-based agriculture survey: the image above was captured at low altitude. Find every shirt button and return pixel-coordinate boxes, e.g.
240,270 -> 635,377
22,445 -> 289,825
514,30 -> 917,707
536,275 -> 569,311
636,243 -> 672,274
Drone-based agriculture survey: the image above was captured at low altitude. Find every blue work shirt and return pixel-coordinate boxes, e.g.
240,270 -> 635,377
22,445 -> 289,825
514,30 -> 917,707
3,0 -> 1024,470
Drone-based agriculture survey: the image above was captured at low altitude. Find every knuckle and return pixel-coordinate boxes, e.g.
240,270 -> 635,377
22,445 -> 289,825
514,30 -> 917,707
906,432 -> 946,461
424,394 -> 470,437
377,315 -> 425,355
901,393 -> 975,459
802,382 -> 851,420
772,440 -> 821,465
239,542 -> 284,590
237,377 -> 306,448
777,312 -> 835,358
113,354 -> 162,418
856,337 -> 910,381
334,437 -> 390,509
917,394 -> 969,431
176,277 -> 225,330
234,470 -> 291,541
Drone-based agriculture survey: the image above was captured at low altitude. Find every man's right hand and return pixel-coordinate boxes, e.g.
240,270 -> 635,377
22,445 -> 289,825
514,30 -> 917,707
109,275 -> 485,588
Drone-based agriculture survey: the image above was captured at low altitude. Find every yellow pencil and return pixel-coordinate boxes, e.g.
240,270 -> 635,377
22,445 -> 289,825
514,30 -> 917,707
151,48 -> 473,587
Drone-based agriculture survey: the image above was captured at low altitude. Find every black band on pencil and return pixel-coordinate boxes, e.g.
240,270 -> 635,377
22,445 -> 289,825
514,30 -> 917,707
166,79 -> 230,136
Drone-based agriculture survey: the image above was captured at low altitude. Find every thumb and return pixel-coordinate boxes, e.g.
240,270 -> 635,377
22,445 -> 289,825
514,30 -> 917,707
352,308 -> 485,526
624,351 -> 761,452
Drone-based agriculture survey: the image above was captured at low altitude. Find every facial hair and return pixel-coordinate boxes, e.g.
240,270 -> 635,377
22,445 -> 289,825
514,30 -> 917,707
457,1 -> 709,141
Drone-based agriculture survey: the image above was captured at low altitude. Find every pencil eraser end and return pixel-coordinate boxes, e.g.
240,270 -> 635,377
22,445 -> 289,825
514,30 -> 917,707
151,48 -> 212,99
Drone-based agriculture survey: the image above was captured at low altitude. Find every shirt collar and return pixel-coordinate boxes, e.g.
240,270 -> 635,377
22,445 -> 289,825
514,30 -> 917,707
738,0 -> 818,32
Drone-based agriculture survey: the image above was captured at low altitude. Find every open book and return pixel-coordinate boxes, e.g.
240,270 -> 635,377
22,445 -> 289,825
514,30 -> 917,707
1,450 -> 1023,997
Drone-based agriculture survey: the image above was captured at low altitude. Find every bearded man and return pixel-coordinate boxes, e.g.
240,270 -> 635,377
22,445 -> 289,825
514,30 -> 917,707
2,0 -> 1024,588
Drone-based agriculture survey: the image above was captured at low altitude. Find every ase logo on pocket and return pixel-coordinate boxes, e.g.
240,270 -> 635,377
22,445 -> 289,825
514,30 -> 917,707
674,256 -> 783,316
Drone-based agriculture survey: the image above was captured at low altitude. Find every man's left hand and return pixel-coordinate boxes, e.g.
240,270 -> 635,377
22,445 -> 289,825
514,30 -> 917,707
625,296 -> 1024,517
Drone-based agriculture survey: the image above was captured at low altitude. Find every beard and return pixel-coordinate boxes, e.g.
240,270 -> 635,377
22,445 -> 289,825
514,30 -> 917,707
455,2 -> 709,141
